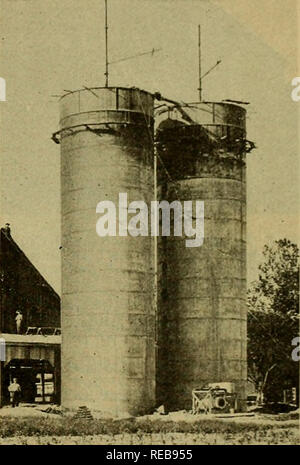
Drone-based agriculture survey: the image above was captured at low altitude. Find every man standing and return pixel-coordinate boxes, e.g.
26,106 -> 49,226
8,378 -> 21,407
15,311 -> 23,334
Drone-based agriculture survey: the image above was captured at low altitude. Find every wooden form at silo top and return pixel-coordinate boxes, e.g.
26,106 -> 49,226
156,101 -> 252,411
57,87 -> 155,415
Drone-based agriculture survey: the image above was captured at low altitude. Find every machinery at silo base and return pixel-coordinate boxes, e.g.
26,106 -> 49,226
192,382 -> 238,415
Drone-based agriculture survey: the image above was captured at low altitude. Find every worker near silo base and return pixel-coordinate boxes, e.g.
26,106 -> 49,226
15,311 -> 23,334
8,378 -> 21,407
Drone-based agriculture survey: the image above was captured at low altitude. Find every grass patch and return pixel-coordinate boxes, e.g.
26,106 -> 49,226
0,415 -> 297,438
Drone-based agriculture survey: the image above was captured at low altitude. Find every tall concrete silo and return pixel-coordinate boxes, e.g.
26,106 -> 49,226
56,87 -> 155,415
156,102 -> 252,411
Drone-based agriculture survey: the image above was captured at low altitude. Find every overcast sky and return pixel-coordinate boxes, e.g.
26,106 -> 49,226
0,0 -> 299,294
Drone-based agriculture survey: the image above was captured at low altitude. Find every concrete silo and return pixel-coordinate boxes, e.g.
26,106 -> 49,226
156,101 -> 251,411
56,87 -> 155,415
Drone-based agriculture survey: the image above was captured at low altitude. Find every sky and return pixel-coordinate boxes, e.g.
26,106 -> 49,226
0,0 -> 299,294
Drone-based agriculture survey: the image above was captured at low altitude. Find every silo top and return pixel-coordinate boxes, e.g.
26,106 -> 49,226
156,101 -> 246,132
59,86 -> 154,130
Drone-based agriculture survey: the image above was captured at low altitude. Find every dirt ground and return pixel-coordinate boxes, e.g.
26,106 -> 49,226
0,403 -> 299,425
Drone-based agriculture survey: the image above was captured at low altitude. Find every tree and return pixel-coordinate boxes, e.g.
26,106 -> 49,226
247,239 -> 299,403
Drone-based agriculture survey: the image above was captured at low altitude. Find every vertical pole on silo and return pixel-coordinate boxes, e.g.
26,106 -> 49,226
104,0 -> 109,87
198,25 -> 202,101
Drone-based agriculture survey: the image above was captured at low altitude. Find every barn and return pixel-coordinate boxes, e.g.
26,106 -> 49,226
0,224 -> 61,406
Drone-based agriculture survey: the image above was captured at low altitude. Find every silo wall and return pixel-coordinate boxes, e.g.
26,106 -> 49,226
156,102 -> 248,411
58,87 -> 155,415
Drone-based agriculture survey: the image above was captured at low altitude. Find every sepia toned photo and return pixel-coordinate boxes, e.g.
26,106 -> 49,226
0,0 -> 299,448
